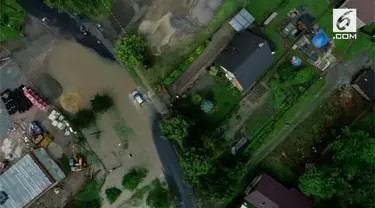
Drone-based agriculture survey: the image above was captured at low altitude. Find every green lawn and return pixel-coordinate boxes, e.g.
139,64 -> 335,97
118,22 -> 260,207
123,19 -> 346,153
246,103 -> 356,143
318,10 -> 374,60
206,78 -> 242,124
0,0 -> 25,41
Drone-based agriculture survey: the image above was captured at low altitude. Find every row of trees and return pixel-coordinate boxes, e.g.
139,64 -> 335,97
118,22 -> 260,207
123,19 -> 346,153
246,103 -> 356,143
159,112 -> 241,205
298,128 -> 375,207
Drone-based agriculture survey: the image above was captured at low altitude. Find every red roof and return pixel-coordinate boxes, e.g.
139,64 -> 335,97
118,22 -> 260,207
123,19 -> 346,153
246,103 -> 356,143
244,174 -> 313,208
344,0 -> 375,24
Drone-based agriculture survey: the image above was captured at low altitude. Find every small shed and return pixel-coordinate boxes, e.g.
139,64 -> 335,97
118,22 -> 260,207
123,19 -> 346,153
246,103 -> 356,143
229,8 -> 255,32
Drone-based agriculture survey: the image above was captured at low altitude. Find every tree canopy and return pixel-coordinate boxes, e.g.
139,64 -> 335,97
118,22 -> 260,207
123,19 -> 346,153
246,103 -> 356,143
90,93 -> 114,113
146,180 -> 173,208
159,114 -> 190,143
105,187 -> 122,204
115,34 -> 149,68
71,109 -> 96,128
122,168 -> 148,191
44,0 -> 113,18
299,128 -> 375,207
180,147 -> 212,184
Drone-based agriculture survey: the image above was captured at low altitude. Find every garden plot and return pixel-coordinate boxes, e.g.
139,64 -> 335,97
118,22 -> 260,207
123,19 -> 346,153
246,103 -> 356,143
260,86 -> 371,188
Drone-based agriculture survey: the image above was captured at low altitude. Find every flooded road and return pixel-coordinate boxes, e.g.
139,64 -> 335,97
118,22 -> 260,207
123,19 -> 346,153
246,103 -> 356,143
44,40 -> 162,207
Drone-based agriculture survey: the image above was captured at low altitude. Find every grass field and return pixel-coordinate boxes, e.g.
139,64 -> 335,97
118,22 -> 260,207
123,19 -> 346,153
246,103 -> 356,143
205,78 -> 242,124
0,0 -> 25,41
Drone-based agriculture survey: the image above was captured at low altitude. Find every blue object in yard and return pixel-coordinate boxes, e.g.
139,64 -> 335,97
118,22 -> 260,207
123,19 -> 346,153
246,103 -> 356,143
291,56 -> 302,67
312,29 -> 329,48
30,121 -> 43,135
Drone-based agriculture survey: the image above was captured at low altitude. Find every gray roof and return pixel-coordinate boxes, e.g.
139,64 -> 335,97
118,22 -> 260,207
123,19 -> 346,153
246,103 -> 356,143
215,31 -> 274,90
0,149 -> 65,208
229,8 -> 255,32
353,70 -> 375,101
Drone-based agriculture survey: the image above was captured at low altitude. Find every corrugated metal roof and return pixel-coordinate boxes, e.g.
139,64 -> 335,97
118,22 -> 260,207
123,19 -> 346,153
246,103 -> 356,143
32,148 -> 66,182
229,8 -> 255,32
0,154 -> 53,208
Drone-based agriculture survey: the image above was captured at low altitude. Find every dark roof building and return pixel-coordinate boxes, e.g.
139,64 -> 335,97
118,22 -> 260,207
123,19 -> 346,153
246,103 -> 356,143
215,30 -> 274,91
0,148 -> 65,208
297,13 -> 316,30
342,0 -> 375,27
352,70 -> 375,101
244,174 -> 312,208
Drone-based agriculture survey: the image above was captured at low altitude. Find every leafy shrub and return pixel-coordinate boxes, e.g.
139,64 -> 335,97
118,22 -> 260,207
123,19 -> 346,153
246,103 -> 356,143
71,109 -> 96,129
90,93 -> 114,113
191,93 -> 203,104
122,168 -> 148,191
200,100 -> 214,113
163,42 -> 209,86
146,180 -> 173,208
73,180 -> 103,208
105,187 -> 122,204
116,34 -> 149,68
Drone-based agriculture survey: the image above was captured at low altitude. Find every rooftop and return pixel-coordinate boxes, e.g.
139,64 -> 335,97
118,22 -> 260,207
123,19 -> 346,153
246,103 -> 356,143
0,149 -> 65,208
245,174 -> 312,208
215,30 -> 274,90
343,0 -> 375,25
353,70 -> 375,101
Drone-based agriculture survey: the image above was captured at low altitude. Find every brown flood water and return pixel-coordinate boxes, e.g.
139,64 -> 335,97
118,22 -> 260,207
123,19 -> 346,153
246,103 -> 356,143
44,40 -> 161,177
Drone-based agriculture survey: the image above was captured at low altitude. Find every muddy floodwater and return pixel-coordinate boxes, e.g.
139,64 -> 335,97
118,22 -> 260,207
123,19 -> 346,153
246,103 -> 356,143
44,40 -> 162,207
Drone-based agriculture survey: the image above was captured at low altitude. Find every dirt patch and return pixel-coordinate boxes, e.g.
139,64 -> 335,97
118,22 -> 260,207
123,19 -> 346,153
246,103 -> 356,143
60,91 -> 85,113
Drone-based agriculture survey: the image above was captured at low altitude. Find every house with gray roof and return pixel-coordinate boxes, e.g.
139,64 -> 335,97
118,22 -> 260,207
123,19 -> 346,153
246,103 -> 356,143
214,30 -> 275,91
0,148 -> 65,208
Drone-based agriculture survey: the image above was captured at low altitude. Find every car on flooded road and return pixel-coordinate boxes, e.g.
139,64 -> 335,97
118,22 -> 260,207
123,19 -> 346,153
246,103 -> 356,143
131,90 -> 146,105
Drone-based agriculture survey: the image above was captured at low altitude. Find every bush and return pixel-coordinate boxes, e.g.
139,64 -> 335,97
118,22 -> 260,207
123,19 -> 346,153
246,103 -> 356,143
44,0 -> 113,18
71,109 -> 96,129
90,93 -> 114,113
105,187 -> 122,204
122,168 -> 148,191
163,42 -> 208,86
146,180 -> 173,208
116,34 -> 149,68
73,180 -> 103,208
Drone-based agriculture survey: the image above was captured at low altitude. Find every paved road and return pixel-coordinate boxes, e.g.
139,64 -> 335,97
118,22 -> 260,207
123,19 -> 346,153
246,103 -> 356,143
16,1 -> 195,207
151,114 -> 195,208
16,0 -> 114,60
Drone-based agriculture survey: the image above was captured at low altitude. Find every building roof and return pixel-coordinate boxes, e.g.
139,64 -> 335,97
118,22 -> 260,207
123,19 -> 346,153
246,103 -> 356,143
229,8 -> 255,32
343,0 -> 375,24
245,174 -> 312,208
215,31 -> 274,90
297,13 -> 316,29
353,70 -> 375,101
0,149 -> 65,208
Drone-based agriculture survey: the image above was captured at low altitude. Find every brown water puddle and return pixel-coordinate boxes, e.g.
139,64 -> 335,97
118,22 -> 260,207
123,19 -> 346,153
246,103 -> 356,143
44,40 -> 161,176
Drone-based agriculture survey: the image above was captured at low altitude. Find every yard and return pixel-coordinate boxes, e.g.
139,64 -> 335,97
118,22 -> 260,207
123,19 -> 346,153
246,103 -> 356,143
260,87 -> 372,185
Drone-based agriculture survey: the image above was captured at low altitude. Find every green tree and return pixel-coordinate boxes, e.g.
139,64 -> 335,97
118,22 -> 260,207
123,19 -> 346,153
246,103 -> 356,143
71,109 -> 96,128
159,114 -> 190,143
291,68 -> 318,85
122,168 -> 148,191
90,93 -> 114,113
298,166 -> 338,199
73,180 -> 103,208
115,34 -> 149,68
180,147 -> 212,184
44,0 -> 113,18
146,180 -> 173,208
330,128 -> 375,164
105,187 -> 122,204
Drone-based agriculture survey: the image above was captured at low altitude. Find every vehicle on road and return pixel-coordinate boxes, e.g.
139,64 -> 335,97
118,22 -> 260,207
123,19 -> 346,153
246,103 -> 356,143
131,90 -> 146,105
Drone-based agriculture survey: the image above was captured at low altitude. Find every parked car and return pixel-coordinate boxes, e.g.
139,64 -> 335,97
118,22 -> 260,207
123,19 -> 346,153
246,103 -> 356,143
131,90 -> 146,105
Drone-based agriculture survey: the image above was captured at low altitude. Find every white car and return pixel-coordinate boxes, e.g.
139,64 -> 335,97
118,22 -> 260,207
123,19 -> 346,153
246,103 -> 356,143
131,90 -> 146,105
